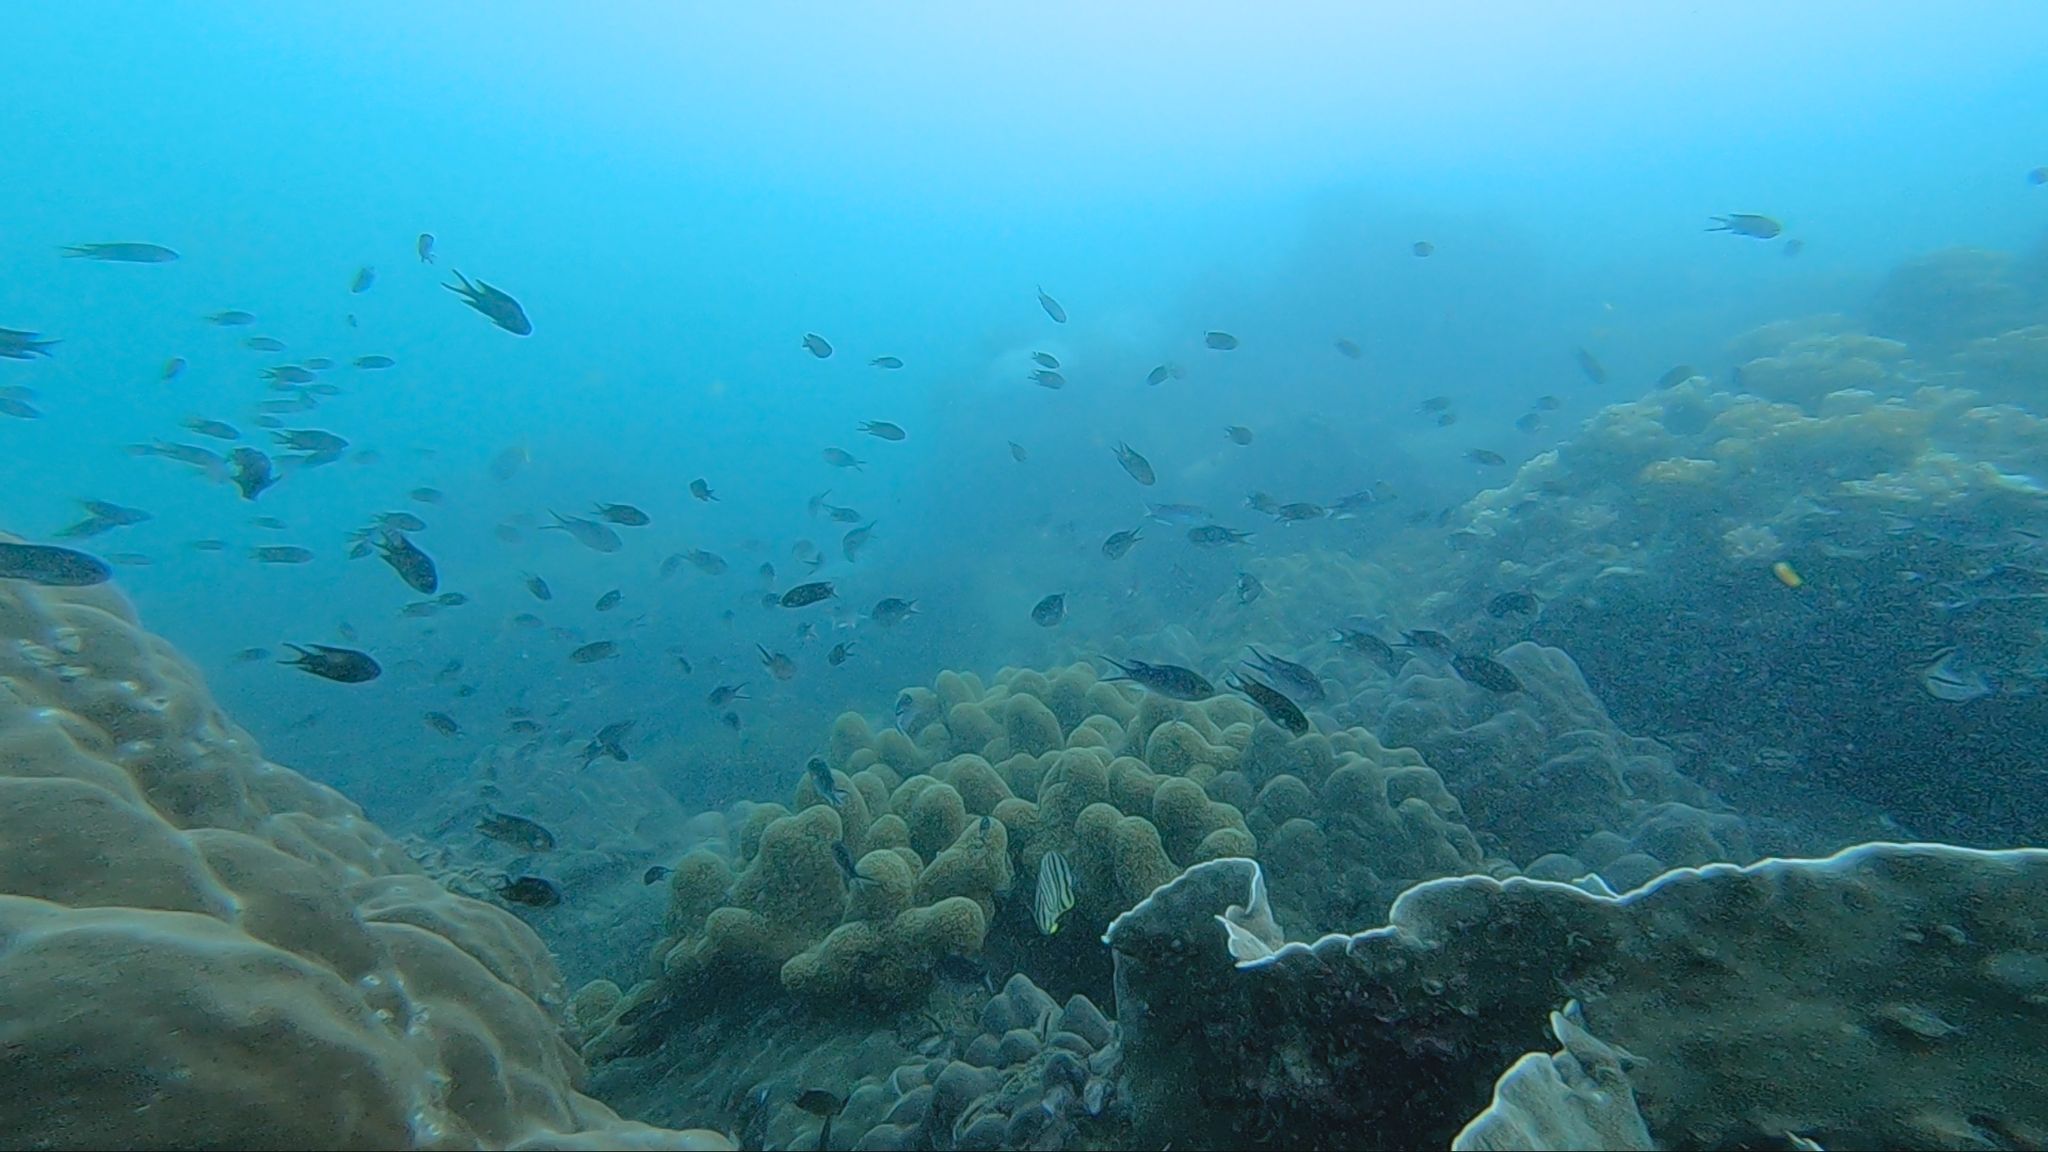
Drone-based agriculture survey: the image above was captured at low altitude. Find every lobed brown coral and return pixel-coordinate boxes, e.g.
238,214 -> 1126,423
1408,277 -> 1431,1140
589,660 -> 1492,1065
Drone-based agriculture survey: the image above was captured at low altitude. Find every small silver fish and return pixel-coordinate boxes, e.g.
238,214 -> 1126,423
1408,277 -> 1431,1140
544,512 -> 622,553
1920,648 -> 1992,703
1113,442 -> 1155,486
1036,286 -> 1067,323
1235,571 -> 1264,604
1031,593 -> 1066,626
64,242 -> 178,263
1706,213 -> 1782,239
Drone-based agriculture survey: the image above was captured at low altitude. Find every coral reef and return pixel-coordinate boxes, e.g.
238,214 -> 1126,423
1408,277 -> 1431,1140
582,284 -> 2048,1144
1142,588 -> 1760,889
403,747 -> 724,989
1344,640 -> 1750,875
588,293 -> 2048,1141
1107,844 -> 2048,1151
828,974 -> 1124,1151
0,576 -> 720,1149
587,660 -> 1495,1066
1867,247 -> 2044,358
1284,323 -> 2048,849
1450,1003 -> 1652,1152
1089,269 -> 2048,859
583,965 -> 1121,1151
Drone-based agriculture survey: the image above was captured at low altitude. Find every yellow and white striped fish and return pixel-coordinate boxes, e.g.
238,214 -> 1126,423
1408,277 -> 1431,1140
1035,849 -> 1076,935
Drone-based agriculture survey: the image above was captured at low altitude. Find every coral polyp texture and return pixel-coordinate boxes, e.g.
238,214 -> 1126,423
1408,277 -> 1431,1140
0,579 -> 724,1149
582,660 -> 1500,1061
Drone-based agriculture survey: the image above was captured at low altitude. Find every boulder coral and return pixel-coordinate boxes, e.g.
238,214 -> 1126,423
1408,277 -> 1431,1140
830,973 -> 1126,1150
0,576 -> 719,1148
1357,641 -> 1750,870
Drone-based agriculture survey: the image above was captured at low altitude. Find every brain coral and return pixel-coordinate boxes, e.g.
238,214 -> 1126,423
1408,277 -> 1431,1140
0,576 -> 719,1149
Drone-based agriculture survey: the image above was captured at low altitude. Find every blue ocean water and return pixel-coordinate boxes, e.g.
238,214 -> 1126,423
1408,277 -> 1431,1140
7,4 -> 2048,1149
3,5 -> 2042,807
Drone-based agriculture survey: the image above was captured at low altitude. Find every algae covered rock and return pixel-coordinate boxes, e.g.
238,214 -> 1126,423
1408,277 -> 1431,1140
1109,844 -> 2048,1151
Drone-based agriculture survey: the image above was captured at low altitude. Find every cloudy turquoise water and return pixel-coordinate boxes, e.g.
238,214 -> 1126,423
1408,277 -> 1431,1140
3,1 -> 2045,816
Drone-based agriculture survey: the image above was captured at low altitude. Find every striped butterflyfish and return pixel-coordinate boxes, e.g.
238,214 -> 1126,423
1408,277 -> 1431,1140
1034,849 -> 1077,935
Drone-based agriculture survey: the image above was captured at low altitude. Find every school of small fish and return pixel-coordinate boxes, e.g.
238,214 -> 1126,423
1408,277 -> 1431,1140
0,206 -> 1839,920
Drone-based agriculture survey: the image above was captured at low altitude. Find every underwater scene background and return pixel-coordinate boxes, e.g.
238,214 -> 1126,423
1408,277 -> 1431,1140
3,3 -> 2048,1149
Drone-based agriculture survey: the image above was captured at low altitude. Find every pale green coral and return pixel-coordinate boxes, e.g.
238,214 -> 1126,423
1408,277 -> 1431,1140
795,763 -> 871,848
611,656 -> 1494,1036
1195,825 -> 1257,862
933,753 -> 1012,815
777,920 -> 886,999
1108,754 -> 1162,813
568,979 -> 624,1039
934,669 -> 984,711
897,895 -> 986,957
826,711 -> 874,771
734,802 -> 788,863
1000,692 -> 1065,757
915,819 -> 1011,912
1110,814 -> 1181,906
912,664 -> 1480,941
863,813 -> 911,853
1151,775 -> 1245,863
1252,774 -> 1316,825
1142,719 -> 1238,782
662,850 -> 732,937
943,700 -> 999,753
904,779 -> 967,859
868,727 -> 927,775
779,895 -> 988,1005
728,804 -> 845,938
846,849 -> 916,923
994,750 -> 1050,800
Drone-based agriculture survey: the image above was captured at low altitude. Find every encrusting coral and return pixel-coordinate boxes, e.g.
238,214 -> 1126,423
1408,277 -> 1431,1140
0,575 -> 725,1149
1107,844 -> 2048,1151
